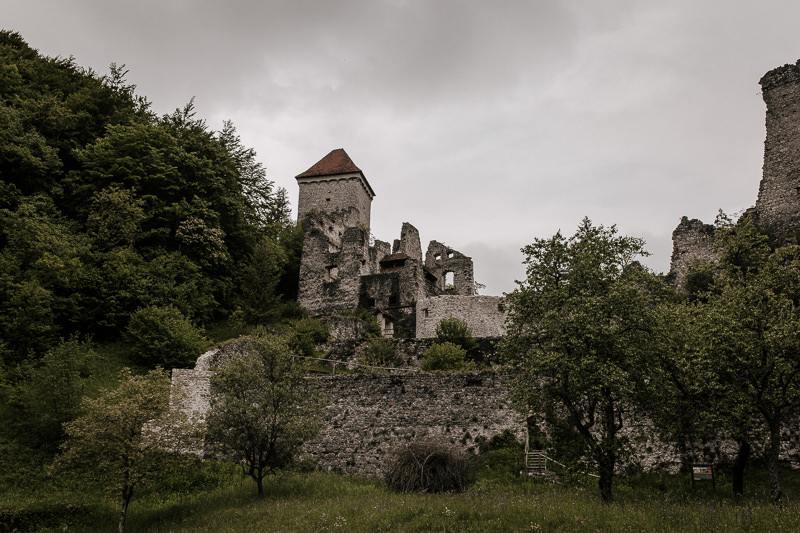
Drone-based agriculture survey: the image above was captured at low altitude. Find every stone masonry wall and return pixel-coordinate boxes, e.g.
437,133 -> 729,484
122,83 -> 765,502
416,295 -> 507,339
171,362 -> 800,478
297,175 -> 373,229
669,216 -> 718,290
298,210 -> 372,315
305,372 -> 524,476
755,60 -> 800,238
425,241 -> 475,296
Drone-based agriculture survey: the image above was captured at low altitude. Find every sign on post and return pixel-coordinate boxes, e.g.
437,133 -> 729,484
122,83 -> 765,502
691,464 -> 715,489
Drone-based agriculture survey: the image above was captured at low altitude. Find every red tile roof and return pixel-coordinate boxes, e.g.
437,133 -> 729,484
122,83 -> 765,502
296,148 -> 362,178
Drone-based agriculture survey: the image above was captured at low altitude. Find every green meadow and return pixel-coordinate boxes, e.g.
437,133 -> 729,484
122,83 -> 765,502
3,455 -> 798,532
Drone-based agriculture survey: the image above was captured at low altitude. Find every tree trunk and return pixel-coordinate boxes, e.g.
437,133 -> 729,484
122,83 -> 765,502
598,393 -> 616,503
256,476 -> 264,498
598,452 -> 615,503
767,422 -> 782,505
732,439 -> 750,497
119,486 -> 134,533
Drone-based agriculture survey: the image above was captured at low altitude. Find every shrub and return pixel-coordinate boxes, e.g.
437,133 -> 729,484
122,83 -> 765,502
420,342 -> 475,372
434,317 -> 476,353
287,317 -> 329,358
358,337 -> 401,371
125,305 -> 207,368
384,439 -> 475,493
339,308 -> 381,337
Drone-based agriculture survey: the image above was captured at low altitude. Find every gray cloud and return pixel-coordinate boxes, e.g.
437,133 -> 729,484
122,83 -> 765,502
7,0 -> 800,295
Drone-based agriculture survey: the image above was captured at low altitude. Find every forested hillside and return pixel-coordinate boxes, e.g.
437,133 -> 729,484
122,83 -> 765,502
0,30 -> 301,455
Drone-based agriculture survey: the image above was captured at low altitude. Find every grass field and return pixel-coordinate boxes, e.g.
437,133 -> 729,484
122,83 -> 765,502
3,456 -> 799,532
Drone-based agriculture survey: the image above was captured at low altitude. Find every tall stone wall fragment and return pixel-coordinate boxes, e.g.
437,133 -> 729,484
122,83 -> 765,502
756,60 -> 800,239
669,216 -> 718,290
424,241 -> 475,296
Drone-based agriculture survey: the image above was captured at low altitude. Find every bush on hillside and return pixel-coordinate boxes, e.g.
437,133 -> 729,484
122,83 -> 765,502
420,342 -> 475,372
125,305 -> 207,368
434,317 -> 476,353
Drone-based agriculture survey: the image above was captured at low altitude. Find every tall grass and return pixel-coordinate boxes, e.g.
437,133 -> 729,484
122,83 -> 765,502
9,465 -> 791,532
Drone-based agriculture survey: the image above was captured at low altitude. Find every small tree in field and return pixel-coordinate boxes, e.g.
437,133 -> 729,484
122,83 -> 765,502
502,218 -> 668,502
53,368 -> 196,533
205,329 -> 326,497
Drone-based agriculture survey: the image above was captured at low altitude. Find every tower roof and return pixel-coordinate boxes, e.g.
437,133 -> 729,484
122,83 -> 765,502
296,148 -> 375,198
296,148 -> 362,178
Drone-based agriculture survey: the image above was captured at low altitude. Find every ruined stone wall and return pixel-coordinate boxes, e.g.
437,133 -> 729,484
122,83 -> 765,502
171,368 -> 213,420
393,222 -> 423,262
304,372 -> 524,476
669,216 -> 718,290
756,60 -> 800,238
298,211 -> 373,315
171,360 -> 800,478
416,295 -> 507,339
297,175 -> 373,229
359,269 -> 418,337
169,366 -> 523,476
424,241 -> 474,295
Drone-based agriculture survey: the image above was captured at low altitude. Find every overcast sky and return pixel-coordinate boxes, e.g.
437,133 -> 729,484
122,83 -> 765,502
7,1 -> 800,295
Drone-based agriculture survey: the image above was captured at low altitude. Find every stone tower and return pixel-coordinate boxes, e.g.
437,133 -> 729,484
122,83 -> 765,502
755,60 -> 800,237
296,149 -> 378,316
295,148 -> 375,229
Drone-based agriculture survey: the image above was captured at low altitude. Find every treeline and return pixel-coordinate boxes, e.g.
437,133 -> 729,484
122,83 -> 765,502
0,31 -> 302,453
0,30 -> 301,358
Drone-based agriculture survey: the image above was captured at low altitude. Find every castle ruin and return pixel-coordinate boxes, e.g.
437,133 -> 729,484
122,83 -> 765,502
295,148 -> 505,338
171,59 -> 800,477
670,59 -> 800,284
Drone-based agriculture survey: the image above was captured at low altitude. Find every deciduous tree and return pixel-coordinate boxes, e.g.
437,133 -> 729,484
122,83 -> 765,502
502,218 -> 667,502
53,368 -> 196,533
205,330 -> 325,497
697,215 -> 800,503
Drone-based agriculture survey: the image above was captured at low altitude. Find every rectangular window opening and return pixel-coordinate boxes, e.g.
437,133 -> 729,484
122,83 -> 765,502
325,265 -> 339,282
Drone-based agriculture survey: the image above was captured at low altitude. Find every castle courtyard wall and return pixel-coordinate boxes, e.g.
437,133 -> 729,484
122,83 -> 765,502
416,295 -> 507,338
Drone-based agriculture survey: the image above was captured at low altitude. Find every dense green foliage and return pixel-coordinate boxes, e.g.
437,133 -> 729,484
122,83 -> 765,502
124,304 -> 208,368
0,31 -> 303,523
0,30 -> 297,369
434,317 -> 477,353
358,336 -> 403,371
52,368 -> 198,533
502,218 -> 672,502
420,341 -> 476,371
690,215 -> 800,503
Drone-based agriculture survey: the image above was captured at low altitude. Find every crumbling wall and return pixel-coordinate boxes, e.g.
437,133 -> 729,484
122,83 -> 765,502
172,359 -> 800,477
755,60 -> 800,239
170,366 -> 729,476
424,241 -> 474,296
669,217 -> 718,290
320,316 -> 373,342
171,368 -> 213,421
416,295 -> 507,339
392,222 -> 423,262
298,210 -> 373,315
